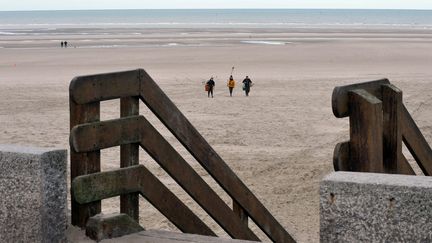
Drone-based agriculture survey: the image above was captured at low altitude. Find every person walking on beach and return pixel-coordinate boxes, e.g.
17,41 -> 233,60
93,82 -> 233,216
227,75 -> 235,97
64,41 -> 68,48
61,41 -> 64,48
242,76 -> 253,96
206,77 -> 215,98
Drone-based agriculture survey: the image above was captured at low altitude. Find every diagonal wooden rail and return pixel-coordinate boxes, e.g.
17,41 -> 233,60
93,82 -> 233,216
70,69 -> 295,242
401,104 -> 432,175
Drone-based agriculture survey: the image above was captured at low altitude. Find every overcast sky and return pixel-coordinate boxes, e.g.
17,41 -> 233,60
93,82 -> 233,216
2,0 -> 432,11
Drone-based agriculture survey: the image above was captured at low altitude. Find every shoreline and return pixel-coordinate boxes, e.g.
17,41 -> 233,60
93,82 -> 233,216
2,27 -> 432,49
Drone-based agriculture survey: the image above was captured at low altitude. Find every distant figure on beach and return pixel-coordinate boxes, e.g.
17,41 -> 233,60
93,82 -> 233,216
64,41 -> 68,48
61,41 -> 64,48
242,76 -> 253,96
227,75 -> 235,97
206,77 -> 215,98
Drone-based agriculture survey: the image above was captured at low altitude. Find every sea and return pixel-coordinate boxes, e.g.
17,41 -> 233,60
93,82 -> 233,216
1,9 -> 432,48
1,9 -> 432,33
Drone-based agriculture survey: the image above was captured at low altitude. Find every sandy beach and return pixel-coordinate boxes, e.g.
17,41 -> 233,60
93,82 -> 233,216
1,27 -> 432,242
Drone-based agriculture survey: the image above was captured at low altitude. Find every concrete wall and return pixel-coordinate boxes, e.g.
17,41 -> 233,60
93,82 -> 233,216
320,172 -> 432,242
0,145 -> 67,243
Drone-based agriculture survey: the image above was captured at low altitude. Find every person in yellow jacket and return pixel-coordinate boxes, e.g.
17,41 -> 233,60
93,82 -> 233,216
227,75 -> 235,97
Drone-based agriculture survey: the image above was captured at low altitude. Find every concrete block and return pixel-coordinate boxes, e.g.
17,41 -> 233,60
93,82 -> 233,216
0,144 -> 67,243
320,172 -> 432,242
86,213 -> 144,241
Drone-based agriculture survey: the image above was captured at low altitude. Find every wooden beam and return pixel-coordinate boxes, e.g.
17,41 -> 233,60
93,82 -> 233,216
139,71 -> 295,243
333,141 -> 350,171
348,89 -> 384,173
401,105 -> 432,176
332,79 -> 389,118
70,69 -> 141,104
399,154 -> 416,175
138,117 -> 259,241
382,84 -> 402,174
233,201 -> 248,226
70,98 -> 101,228
70,116 -> 143,152
70,115 -> 259,240
120,97 -> 140,222
72,165 -> 216,237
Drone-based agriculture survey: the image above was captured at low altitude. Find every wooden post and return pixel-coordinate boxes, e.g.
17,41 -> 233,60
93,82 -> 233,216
348,89 -> 384,173
233,201 -> 248,226
70,98 -> 101,227
382,84 -> 402,174
120,97 -> 140,221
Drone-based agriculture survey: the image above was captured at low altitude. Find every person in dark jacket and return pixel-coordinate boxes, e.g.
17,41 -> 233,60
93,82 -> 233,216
242,76 -> 253,96
206,77 -> 215,98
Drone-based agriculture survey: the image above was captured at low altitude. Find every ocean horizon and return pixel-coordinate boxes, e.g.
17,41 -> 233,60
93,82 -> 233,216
1,9 -> 432,32
2,9 -> 432,49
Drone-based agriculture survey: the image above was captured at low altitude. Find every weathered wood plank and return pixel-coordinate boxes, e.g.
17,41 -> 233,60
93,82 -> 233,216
333,141 -> 350,171
70,98 -> 101,228
348,89 -> 384,173
332,79 -> 389,118
382,84 -> 402,174
120,97 -> 140,222
72,165 -> 216,236
70,116 -> 142,152
139,71 -> 295,243
138,117 -> 259,241
72,165 -> 142,203
401,105 -> 432,176
70,69 -> 141,104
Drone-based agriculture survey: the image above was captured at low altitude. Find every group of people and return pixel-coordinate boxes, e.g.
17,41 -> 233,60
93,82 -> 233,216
206,75 -> 253,98
60,41 -> 68,48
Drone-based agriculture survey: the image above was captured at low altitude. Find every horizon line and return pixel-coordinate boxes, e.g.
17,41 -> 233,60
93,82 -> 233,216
1,7 -> 432,12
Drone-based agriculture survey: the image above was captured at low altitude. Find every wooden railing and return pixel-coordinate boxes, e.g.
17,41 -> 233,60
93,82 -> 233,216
332,79 -> 432,175
69,69 -> 295,242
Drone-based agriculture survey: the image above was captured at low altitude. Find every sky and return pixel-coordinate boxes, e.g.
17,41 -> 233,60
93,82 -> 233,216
2,0 -> 432,11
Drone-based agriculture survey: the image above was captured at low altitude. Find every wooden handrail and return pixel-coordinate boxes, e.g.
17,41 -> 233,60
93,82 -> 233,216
72,165 -> 216,236
70,69 -> 295,242
70,115 -> 265,241
401,105 -> 432,175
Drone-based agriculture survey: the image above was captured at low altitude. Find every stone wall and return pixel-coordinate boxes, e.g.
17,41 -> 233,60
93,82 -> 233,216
0,145 -> 67,242
320,172 -> 432,242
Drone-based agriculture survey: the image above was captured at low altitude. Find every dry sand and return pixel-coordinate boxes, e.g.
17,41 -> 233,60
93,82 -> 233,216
1,28 -> 432,242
